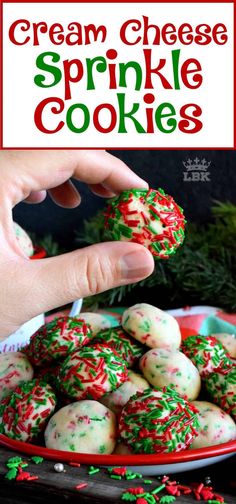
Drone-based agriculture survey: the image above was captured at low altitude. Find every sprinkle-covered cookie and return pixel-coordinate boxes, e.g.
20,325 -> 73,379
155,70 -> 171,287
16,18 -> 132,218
45,400 -> 116,454
122,303 -> 181,350
58,344 -> 128,401
0,379 -> 57,441
92,326 -> 144,367
212,333 -> 236,359
104,188 -> 186,259
205,365 -> 236,421
139,348 -> 201,400
118,387 -> 200,454
191,400 -> 236,449
0,352 -> 34,401
181,335 -> 231,378
24,316 -> 93,367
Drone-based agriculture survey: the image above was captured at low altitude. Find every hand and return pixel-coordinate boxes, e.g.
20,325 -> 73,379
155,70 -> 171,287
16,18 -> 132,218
0,150 -> 154,340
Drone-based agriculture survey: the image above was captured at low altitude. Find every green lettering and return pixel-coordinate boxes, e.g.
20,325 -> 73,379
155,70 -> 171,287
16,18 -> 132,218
119,62 -> 142,90
34,52 -> 61,88
66,103 -> 90,133
155,103 -> 177,133
86,56 -> 107,90
117,93 -> 145,133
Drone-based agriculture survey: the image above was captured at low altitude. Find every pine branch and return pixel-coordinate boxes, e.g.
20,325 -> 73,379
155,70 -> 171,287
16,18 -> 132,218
30,233 -> 63,257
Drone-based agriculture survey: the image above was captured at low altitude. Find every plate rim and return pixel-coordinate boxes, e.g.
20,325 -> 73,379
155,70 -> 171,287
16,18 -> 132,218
0,435 -> 235,466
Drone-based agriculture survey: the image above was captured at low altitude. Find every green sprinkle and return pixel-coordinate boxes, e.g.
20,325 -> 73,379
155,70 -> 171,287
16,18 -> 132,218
207,501 -> 225,504
121,493 -> 137,501
160,497 -> 176,504
110,474 -> 122,480
152,484 -> 166,494
6,456 -> 23,468
126,474 -> 137,480
144,479 -> 153,484
88,466 -> 100,475
31,456 -> 44,464
5,468 -> 18,480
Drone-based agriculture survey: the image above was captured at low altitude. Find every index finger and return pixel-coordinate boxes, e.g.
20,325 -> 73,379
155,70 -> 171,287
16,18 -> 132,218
1,150 -> 148,207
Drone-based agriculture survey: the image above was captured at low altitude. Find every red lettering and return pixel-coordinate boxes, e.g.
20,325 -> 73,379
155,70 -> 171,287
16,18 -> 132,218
179,104 -> 203,133
178,23 -> 193,45
212,23 -> 228,45
49,23 -> 64,45
63,59 -> 84,100
93,104 -> 117,132
144,49 -> 172,89
9,19 -> 30,45
181,59 -> 202,89
195,24 -> 212,45
34,97 -> 64,133
120,19 -> 142,45
161,24 -> 177,45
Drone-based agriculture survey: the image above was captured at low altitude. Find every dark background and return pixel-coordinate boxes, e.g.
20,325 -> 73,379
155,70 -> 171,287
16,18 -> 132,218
13,150 -> 236,249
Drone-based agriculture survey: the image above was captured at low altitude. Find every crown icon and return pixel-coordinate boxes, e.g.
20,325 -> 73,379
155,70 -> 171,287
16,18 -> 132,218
183,158 -> 211,171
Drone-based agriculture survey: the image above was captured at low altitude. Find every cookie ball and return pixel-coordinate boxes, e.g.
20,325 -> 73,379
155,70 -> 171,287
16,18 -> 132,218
104,188 -> 186,259
118,387 -> 199,454
140,348 -> 201,400
0,352 -> 34,401
91,326 -> 144,367
59,344 -> 128,401
212,333 -> 236,359
122,303 -> 181,350
24,316 -> 93,367
45,400 -> 116,454
190,401 -> 236,449
14,222 -> 34,257
181,335 -> 231,378
100,371 -> 149,414
205,365 -> 236,421
0,379 -> 56,441
78,312 -> 112,335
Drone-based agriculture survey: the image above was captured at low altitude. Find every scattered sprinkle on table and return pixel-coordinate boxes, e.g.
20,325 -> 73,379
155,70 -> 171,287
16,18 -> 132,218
88,466 -> 100,475
75,483 -> 88,491
31,456 -> 44,465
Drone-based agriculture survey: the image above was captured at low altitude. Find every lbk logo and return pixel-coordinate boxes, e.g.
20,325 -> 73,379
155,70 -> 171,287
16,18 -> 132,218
182,158 -> 211,182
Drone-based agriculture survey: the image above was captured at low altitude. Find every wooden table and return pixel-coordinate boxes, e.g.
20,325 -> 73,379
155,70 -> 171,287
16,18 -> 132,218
0,447 -> 235,504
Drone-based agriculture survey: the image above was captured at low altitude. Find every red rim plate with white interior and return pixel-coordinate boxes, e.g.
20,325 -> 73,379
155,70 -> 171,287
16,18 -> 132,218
0,435 -> 235,466
1,323 -> 235,466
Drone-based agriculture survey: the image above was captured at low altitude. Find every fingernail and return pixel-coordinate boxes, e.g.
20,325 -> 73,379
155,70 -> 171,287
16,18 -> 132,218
121,249 -> 154,280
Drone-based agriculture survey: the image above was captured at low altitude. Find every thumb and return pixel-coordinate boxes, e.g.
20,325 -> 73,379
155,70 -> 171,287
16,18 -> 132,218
22,242 -> 154,319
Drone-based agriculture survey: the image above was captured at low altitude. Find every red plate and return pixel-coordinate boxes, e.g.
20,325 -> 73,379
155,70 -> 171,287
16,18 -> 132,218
0,434 -> 235,467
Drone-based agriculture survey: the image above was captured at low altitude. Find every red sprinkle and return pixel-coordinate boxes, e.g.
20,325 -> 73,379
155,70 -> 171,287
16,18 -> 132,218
111,467 -> 127,476
196,483 -> 204,493
193,489 -> 201,501
69,462 -> 81,468
127,487 -> 144,495
201,489 -> 214,500
166,485 -> 178,496
16,471 -> 38,482
75,483 -> 88,490
162,476 -> 169,483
